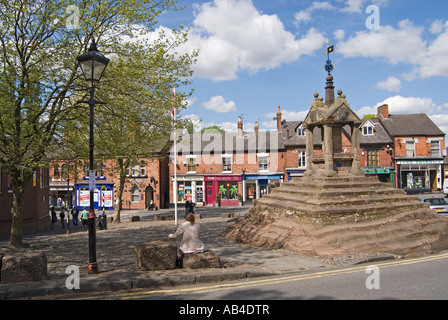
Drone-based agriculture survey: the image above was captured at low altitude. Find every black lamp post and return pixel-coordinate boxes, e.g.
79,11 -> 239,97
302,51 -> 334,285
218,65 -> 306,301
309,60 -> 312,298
77,38 -> 109,274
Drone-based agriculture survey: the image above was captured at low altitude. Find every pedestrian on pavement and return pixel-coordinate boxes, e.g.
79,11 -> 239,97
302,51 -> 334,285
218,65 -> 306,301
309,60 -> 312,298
169,213 -> 205,256
60,207 -> 66,229
50,206 -> 57,230
71,206 -> 79,227
81,207 -> 89,231
184,200 -> 194,217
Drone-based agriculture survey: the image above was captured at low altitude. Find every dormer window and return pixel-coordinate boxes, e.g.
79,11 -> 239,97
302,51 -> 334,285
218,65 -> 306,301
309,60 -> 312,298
297,124 -> 305,136
362,121 -> 375,136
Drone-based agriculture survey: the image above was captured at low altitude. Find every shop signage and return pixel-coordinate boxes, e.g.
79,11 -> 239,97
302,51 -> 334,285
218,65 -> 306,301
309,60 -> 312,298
204,175 -> 242,182
397,160 -> 443,165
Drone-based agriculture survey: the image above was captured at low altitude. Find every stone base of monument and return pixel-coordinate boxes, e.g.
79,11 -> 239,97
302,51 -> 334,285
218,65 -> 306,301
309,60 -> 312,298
1,251 -> 48,284
222,175 -> 448,258
181,251 -> 221,269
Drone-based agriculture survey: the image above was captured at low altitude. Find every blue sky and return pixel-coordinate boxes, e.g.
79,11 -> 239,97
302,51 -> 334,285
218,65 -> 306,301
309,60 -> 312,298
156,0 -> 448,133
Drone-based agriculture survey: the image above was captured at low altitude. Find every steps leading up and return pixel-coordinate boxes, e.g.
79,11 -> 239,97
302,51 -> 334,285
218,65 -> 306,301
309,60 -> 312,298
222,176 -> 448,258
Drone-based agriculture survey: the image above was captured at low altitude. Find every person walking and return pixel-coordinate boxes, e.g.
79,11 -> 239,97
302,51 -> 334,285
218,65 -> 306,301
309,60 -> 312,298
71,206 -> 79,227
81,207 -> 89,231
184,200 -> 194,217
50,206 -> 57,230
60,207 -> 66,229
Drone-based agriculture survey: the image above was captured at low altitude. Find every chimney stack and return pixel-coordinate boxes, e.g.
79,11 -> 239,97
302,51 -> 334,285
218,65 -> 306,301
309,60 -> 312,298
238,115 -> 243,136
276,105 -> 282,132
378,104 -> 389,118
254,121 -> 259,134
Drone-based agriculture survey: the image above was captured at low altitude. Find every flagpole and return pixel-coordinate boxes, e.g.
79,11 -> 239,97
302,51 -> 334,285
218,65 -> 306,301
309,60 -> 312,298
172,87 -> 178,226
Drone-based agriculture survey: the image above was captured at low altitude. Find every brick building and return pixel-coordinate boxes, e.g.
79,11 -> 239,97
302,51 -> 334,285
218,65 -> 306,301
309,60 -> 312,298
169,117 -> 284,207
0,167 -> 50,235
378,104 -> 446,190
49,154 -> 170,211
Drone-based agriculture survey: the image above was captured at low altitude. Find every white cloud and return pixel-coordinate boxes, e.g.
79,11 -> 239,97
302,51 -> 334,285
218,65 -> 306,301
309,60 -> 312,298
202,96 -> 237,113
376,76 -> 401,92
187,0 -> 326,81
294,1 -> 337,25
334,29 -> 346,41
338,19 -> 448,81
356,96 -> 446,119
262,109 -> 309,129
339,0 -> 365,13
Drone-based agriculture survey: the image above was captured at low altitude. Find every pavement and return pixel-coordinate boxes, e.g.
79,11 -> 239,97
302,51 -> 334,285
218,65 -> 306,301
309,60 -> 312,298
0,205 -> 393,300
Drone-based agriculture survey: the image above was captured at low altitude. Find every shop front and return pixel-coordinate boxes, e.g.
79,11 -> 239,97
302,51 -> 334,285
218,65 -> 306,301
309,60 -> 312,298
172,175 -> 204,207
204,175 -> 242,207
396,159 -> 444,190
242,174 -> 283,202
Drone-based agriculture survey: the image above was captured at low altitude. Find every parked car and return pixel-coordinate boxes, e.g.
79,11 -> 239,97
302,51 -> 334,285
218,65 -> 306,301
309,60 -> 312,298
417,195 -> 448,216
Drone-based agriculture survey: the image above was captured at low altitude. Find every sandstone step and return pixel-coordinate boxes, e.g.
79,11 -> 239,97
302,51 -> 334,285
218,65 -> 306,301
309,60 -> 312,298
256,197 -> 426,216
262,192 -> 418,207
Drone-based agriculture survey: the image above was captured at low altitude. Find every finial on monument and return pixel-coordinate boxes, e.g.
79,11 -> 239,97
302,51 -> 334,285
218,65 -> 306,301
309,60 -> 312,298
322,41 -> 335,75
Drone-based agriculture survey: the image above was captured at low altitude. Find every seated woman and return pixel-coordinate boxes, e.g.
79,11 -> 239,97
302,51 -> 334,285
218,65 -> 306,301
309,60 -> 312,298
168,213 -> 205,254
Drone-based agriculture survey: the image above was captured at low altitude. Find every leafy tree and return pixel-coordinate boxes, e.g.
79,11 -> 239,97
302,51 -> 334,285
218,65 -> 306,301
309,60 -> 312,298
0,0 -> 187,247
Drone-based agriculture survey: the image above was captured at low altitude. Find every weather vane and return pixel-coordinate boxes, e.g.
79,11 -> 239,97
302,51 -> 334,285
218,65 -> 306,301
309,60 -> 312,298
322,41 -> 335,75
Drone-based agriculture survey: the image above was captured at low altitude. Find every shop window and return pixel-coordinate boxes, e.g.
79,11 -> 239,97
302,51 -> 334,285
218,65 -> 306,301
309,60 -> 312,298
131,186 -> 140,202
218,181 -> 239,200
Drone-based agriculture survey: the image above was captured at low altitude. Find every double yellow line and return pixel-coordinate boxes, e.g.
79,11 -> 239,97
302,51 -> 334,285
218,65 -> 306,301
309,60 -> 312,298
79,252 -> 448,300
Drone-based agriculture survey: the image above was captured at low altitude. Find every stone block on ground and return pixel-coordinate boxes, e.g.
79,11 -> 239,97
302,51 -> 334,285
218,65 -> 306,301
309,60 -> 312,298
154,215 -> 174,221
1,251 -> 48,284
130,216 -> 140,222
135,239 -> 177,271
221,213 -> 240,219
182,250 -> 221,269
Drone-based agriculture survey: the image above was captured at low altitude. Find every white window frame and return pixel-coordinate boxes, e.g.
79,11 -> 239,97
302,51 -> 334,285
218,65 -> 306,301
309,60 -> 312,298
221,154 -> 232,173
297,124 -> 306,136
186,155 -> 197,173
362,121 -> 375,136
258,153 -> 269,172
297,150 -> 306,168
131,186 -> 140,202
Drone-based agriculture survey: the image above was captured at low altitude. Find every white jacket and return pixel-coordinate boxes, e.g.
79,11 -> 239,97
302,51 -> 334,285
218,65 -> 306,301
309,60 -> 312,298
169,221 -> 205,254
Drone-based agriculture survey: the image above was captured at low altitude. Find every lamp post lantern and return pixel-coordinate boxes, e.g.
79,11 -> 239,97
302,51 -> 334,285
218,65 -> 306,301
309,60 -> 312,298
77,38 -> 109,274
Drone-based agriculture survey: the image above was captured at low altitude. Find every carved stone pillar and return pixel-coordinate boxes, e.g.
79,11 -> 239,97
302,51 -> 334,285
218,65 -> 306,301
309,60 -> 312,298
351,122 -> 364,176
322,124 -> 337,177
303,125 -> 315,177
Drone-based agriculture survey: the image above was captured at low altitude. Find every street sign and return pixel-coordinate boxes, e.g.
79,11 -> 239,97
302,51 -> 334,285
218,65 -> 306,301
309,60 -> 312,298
89,170 -> 96,190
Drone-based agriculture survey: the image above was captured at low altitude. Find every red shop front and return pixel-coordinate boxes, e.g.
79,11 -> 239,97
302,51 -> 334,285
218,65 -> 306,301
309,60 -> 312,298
205,175 -> 242,207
